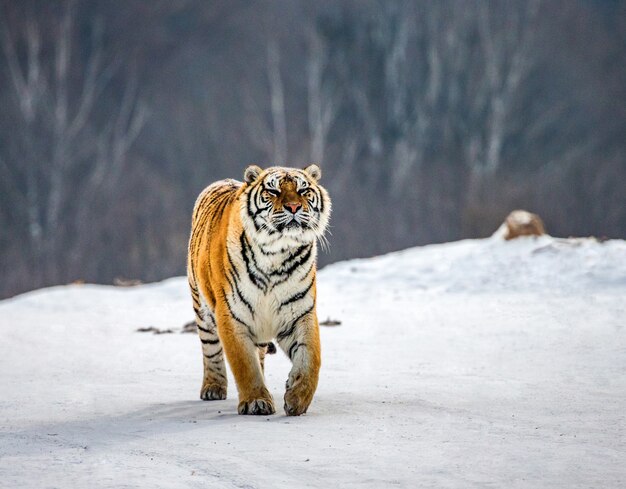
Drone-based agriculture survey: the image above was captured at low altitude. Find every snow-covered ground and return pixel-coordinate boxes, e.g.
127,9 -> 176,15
1,235 -> 625,488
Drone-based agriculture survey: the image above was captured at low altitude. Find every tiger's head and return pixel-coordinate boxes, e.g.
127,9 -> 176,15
240,164 -> 331,249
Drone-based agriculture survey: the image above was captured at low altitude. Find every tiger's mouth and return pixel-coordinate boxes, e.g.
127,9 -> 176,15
276,218 -> 308,232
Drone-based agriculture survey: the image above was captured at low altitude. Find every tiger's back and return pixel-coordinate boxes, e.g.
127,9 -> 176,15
187,178 -> 242,313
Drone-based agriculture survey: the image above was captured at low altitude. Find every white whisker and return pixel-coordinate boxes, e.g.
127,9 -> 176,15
317,232 -> 331,253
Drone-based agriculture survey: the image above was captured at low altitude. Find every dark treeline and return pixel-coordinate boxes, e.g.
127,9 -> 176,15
1,0 -> 625,298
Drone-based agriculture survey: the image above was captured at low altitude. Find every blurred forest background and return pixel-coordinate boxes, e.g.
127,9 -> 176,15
1,0 -> 625,298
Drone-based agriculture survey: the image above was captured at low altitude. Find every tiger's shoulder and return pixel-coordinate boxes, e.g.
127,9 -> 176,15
191,178 -> 243,225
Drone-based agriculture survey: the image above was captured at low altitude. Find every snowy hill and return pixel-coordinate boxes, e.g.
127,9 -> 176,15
1,235 -> 625,488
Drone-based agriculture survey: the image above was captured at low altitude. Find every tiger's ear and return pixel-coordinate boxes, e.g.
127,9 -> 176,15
244,165 -> 262,183
304,164 -> 321,181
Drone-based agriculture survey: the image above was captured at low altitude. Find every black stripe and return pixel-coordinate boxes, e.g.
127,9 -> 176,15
257,246 -> 290,256
277,322 -> 298,342
193,195 -> 211,223
213,371 -> 226,381
270,249 -> 315,290
203,314 -> 216,328
281,279 -> 313,307
240,232 -> 268,291
260,221 -> 277,235
288,341 -> 304,359
246,187 -> 264,232
230,310 -> 255,337
212,191 -> 233,224
201,338 -> 220,345
246,235 -> 269,279
204,349 -> 223,359
197,323 -> 216,334
317,188 -> 324,214
271,245 -> 312,278
210,186 -> 236,200
277,303 -> 314,341
300,259 -> 315,280
224,291 -> 255,338
248,185 -> 278,235
206,187 -> 235,212
280,244 -> 309,267
195,186 -> 232,224
253,187 -> 269,217
226,248 -> 241,280
225,271 -> 254,316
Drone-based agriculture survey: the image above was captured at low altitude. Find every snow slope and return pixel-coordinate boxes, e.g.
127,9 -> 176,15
1,235 -> 625,488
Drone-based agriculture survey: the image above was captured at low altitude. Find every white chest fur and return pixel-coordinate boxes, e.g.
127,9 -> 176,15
223,234 -> 316,343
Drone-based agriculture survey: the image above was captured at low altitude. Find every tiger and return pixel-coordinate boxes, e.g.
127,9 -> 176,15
187,164 -> 331,416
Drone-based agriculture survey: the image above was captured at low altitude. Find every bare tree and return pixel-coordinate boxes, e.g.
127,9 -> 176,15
306,30 -> 338,165
0,3 -> 145,286
267,39 -> 287,164
0,0 -> 623,298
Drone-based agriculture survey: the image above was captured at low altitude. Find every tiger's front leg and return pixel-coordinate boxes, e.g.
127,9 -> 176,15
277,311 -> 321,416
216,306 -> 276,415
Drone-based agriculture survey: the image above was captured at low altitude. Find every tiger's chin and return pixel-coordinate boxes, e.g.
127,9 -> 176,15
276,221 -> 324,243
275,220 -> 308,233
284,220 -> 302,230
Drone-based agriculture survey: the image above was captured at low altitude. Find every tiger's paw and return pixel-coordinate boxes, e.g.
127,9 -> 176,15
200,383 -> 227,401
238,396 -> 276,415
283,374 -> 315,416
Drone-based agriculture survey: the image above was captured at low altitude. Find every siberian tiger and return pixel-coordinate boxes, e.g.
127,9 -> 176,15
187,164 -> 331,416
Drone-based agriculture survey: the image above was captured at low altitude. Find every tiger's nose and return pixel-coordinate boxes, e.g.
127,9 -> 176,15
284,202 -> 302,214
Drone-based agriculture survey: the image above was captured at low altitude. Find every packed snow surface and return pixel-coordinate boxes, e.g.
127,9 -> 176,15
1,235 -> 625,488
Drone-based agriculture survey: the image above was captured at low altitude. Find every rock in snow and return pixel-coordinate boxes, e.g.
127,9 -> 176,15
1,235 -> 625,488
